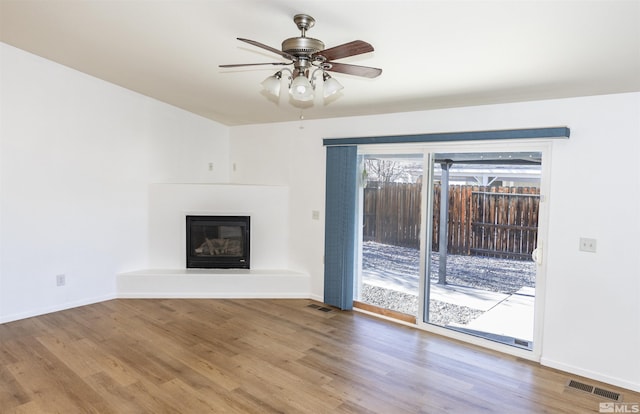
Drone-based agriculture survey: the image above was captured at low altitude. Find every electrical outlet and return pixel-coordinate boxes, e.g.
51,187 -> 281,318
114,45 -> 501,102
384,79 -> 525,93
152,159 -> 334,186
312,210 -> 320,220
56,274 -> 66,286
579,237 -> 597,253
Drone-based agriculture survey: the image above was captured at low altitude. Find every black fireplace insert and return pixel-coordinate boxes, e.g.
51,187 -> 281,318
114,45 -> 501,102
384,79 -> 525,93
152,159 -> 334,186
186,215 -> 250,269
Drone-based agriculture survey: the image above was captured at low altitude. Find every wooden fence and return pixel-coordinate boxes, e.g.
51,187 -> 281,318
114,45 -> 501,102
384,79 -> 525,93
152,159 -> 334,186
363,182 -> 540,260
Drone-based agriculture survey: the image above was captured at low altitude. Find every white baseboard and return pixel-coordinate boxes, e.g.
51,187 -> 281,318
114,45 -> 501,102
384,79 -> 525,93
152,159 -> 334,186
0,293 -> 117,324
540,357 -> 640,393
1,270 -> 313,324
309,293 -> 324,303
117,292 -> 310,299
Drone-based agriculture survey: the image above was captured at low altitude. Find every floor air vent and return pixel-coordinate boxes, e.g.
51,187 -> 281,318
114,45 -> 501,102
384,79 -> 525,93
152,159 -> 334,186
566,379 -> 623,401
593,387 -> 622,401
306,304 -> 333,312
567,380 -> 594,393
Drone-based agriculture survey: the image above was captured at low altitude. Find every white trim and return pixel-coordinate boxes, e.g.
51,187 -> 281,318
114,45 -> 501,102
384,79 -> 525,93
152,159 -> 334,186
309,293 -> 324,302
541,357 -> 640,393
117,292 -> 310,299
416,321 -> 540,362
0,293 -> 117,324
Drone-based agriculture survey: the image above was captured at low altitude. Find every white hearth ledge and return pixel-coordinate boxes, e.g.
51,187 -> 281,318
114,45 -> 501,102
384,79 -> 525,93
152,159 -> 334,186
117,268 -> 311,299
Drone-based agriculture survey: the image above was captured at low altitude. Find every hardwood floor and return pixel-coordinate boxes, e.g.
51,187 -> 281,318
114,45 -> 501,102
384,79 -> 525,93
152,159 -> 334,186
0,299 -> 638,413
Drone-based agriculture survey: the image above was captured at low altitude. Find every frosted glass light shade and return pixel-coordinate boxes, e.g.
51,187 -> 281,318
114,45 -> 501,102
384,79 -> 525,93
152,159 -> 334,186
289,75 -> 314,101
322,74 -> 343,97
261,73 -> 282,96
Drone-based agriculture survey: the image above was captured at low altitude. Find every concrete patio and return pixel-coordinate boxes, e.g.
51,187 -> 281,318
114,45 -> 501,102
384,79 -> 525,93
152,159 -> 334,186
361,242 -> 537,348
441,285 -> 535,344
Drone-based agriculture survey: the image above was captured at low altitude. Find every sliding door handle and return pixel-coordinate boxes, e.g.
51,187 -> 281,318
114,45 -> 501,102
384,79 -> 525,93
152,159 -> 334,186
532,244 -> 543,265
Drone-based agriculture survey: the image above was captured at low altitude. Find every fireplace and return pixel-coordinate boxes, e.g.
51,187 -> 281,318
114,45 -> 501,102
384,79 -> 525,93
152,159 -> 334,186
186,215 -> 250,269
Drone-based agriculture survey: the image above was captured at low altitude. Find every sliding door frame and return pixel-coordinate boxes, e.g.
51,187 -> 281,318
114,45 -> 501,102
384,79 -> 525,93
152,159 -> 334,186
354,139 -> 553,362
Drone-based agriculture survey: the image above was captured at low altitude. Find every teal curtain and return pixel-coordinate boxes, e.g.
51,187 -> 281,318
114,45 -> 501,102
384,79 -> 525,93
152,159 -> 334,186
323,145 -> 358,310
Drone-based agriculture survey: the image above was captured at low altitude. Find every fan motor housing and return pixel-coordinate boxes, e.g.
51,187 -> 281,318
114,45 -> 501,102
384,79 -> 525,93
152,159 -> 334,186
282,37 -> 325,57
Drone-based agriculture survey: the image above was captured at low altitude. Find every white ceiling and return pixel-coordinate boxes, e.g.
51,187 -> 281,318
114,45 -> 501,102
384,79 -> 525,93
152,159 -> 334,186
2,0 -> 639,126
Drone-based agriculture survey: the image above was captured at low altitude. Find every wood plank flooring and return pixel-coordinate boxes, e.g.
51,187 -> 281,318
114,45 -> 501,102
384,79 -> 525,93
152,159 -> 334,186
0,299 -> 638,413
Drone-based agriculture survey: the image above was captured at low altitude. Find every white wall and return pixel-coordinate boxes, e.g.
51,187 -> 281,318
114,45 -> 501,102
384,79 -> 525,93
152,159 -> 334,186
0,43 -> 230,322
229,93 -> 640,392
147,183 -> 290,269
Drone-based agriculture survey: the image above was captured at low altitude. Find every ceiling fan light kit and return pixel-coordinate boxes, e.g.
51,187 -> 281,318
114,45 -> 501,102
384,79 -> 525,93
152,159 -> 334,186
321,72 -> 344,98
289,72 -> 315,101
220,14 -> 381,104
261,67 -> 344,101
261,71 -> 282,96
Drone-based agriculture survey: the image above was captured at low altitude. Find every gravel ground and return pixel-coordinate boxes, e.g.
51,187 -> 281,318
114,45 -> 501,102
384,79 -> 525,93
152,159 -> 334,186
360,241 -> 536,326
361,284 -> 484,326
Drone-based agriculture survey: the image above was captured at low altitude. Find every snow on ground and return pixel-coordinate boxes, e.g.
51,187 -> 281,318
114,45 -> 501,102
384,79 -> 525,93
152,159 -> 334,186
360,241 -> 536,325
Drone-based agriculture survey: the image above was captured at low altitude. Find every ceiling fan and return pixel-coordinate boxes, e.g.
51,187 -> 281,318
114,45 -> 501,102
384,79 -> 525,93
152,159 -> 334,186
219,14 -> 382,102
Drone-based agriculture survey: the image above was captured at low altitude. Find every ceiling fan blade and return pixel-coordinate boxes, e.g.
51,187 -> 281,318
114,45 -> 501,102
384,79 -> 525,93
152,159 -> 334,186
325,62 -> 382,78
315,40 -> 374,61
237,38 -> 296,61
219,62 -> 292,68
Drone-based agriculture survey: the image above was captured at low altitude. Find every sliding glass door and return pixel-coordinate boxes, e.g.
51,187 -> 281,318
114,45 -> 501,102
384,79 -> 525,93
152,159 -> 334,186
424,152 -> 542,350
354,146 -> 547,354
354,153 -> 424,322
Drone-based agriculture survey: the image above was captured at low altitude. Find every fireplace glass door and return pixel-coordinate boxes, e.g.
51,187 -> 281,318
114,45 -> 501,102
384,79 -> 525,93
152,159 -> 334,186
186,216 -> 250,269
